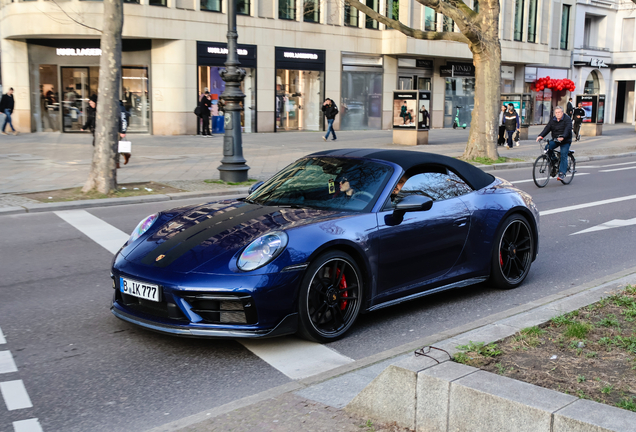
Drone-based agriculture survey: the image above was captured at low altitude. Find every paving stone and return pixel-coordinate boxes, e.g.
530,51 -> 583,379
553,399 -> 636,432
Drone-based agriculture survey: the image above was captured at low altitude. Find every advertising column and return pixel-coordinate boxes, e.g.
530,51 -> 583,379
274,47 -> 326,132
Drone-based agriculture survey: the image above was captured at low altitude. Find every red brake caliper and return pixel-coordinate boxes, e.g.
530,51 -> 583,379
499,252 -> 503,267
336,269 -> 349,310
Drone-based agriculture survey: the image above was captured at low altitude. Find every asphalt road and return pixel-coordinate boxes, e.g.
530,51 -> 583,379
2,155 -> 636,432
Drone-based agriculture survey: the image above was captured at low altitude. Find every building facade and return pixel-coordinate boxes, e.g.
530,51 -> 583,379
1,0 -> 574,135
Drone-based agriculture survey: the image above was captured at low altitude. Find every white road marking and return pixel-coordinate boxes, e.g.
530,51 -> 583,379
541,193 -> 636,216
0,351 -> 18,374
600,160 -> 636,168
0,327 -> 6,344
0,380 -> 33,410
571,217 -> 636,235
512,173 -> 589,184
55,213 -> 354,380
13,419 -> 43,432
241,337 -> 354,380
54,210 -> 129,254
599,166 -> 636,173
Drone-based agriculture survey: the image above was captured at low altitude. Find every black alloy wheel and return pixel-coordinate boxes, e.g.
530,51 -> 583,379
490,214 -> 534,289
532,155 -> 550,188
560,154 -> 576,185
297,251 -> 362,343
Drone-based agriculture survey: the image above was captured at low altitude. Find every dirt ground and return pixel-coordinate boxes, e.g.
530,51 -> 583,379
454,286 -> 636,412
20,181 -> 185,203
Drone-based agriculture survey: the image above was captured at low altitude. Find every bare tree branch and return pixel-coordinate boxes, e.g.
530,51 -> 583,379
344,0 -> 470,43
417,0 -> 477,21
50,0 -> 102,33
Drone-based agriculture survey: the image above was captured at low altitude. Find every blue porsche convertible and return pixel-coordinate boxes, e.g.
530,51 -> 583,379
111,149 -> 539,342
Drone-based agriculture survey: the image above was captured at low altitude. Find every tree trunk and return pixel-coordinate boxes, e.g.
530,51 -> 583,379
462,42 -> 502,160
82,0 -> 123,194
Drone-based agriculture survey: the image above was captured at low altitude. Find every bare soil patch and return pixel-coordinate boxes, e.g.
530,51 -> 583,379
19,181 -> 185,203
453,285 -> 636,412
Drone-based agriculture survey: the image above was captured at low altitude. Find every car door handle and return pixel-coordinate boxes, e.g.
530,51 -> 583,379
453,217 -> 469,227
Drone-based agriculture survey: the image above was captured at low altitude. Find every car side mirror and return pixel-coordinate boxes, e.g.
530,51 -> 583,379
248,181 -> 264,194
394,195 -> 433,213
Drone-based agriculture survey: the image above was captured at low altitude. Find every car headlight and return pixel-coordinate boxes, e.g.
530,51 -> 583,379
129,213 -> 158,243
238,231 -> 288,271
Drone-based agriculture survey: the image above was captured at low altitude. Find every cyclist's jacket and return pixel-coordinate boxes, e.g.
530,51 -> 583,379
539,114 -> 573,144
572,107 -> 585,123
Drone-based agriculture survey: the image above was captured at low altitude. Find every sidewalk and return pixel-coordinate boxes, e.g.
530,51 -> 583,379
1,125 -> 634,209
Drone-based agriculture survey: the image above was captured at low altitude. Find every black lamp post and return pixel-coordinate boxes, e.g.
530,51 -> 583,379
218,0 -> 249,182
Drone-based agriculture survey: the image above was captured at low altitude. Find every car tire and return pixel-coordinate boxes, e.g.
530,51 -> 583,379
490,214 -> 534,290
297,250 -> 363,343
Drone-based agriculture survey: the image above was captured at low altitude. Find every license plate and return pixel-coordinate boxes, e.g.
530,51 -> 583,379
120,277 -> 161,302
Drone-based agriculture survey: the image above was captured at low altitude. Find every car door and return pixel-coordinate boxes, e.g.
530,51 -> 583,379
374,169 -> 473,302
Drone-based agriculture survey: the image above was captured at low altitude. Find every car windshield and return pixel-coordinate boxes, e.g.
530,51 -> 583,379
247,157 -> 393,211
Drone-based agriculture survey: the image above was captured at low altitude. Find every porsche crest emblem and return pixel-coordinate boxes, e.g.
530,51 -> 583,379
156,254 -> 166,262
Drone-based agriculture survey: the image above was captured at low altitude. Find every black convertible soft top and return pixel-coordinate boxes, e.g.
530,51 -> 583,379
308,149 -> 496,191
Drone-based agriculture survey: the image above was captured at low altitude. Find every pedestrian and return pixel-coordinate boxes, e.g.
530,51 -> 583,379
572,102 -> 585,142
497,105 -> 506,146
566,98 -> 574,119
117,100 -> 131,168
199,91 -> 212,137
503,103 -> 520,149
80,94 -> 97,146
322,98 -> 338,141
0,87 -> 18,135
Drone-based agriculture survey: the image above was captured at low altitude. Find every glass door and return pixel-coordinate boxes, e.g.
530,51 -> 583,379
122,67 -> 150,133
61,67 -> 89,132
276,69 -> 323,131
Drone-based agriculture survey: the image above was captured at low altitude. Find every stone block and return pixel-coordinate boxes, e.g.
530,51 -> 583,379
417,362 -> 478,432
448,324 -> 519,349
346,364 -> 417,430
0,206 -> 26,216
553,399 -> 636,432
448,370 -> 577,432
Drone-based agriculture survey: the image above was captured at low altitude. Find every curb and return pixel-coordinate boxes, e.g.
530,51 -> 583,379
0,188 -> 249,215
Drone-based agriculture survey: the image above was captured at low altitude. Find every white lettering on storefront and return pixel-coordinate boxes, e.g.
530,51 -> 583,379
56,48 -> 102,56
207,47 -> 248,55
283,52 -> 318,60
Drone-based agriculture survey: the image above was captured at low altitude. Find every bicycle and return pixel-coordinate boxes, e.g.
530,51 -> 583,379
532,138 -> 576,187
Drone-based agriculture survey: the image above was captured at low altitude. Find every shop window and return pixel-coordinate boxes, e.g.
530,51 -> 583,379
149,0 -> 167,6
386,0 -> 398,21
527,0 -> 537,43
275,69 -> 323,132
560,5 -> 570,50
365,0 -> 378,29
513,0 -> 524,41
201,0 -> 221,11
341,69 -> 382,130
344,3 -> 359,27
279,0 -> 296,20
238,0 -> 250,15
303,0 -> 319,22
122,67 -> 150,133
443,15 -> 454,32
584,71 -> 600,95
444,78 -> 475,128
38,65 -> 59,132
424,7 -> 436,31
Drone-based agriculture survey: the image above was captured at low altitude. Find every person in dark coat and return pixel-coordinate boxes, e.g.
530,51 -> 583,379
503,103 -> 520,149
572,102 -> 585,141
81,94 -> 97,146
199,92 -> 212,137
536,106 -> 573,181
497,105 -> 506,146
566,98 -> 574,119
0,88 -> 17,135
118,100 -> 131,167
322,98 -> 338,141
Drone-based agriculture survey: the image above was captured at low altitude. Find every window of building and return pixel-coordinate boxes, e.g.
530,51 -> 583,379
123,0 -> 140,4
622,18 -> 635,52
560,4 -> 570,49
279,0 -> 296,20
527,0 -> 537,43
303,0 -> 319,22
386,0 -> 399,21
341,69 -> 383,130
150,0 -> 167,6
443,15 -> 454,32
344,3 -> 359,27
237,0 -> 250,15
473,0 -> 479,13
424,7 -> 437,31
365,0 -> 379,29
513,0 -> 524,41
201,0 -> 220,11
584,70 -> 600,94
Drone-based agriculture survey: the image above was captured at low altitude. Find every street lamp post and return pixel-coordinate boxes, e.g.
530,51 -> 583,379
218,0 -> 249,182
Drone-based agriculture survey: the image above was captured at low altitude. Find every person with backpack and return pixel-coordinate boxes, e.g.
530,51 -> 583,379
503,103 -> 520,149
198,92 -> 212,137
322,98 -> 338,141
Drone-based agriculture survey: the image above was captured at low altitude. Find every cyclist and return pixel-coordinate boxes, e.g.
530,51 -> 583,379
536,106 -> 572,182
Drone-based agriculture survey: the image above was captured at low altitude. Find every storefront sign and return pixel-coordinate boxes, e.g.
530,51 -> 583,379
440,63 -> 475,77
56,48 -> 102,56
197,41 -> 257,67
283,52 -> 318,60
207,46 -> 249,56
275,47 -> 325,71
590,58 -> 608,68
416,60 -> 433,69
501,66 -> 515,80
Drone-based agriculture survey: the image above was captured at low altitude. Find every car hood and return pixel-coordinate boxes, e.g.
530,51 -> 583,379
123,200 -> 346,273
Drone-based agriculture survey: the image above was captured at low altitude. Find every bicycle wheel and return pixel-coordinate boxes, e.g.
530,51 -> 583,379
532,155 -> 551,188
560,154 -> 576,185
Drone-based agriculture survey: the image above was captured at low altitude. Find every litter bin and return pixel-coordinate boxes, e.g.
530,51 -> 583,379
212,115 -> 225,134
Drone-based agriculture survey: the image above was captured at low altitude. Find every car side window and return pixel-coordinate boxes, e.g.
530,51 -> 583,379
400,169 -> 473,202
